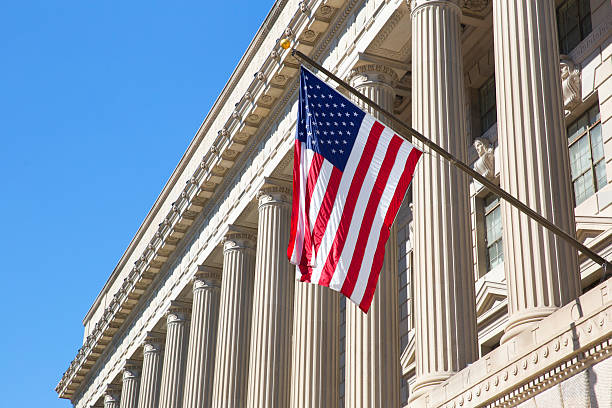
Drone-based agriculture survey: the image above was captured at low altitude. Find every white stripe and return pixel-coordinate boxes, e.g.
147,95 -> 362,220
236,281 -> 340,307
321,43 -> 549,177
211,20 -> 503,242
307,115 -> 375,284
290,141 -> 309,264
328,120 -> 397,292
349,141 -> 415,304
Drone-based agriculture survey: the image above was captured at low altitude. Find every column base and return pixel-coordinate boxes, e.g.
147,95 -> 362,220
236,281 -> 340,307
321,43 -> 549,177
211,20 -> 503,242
409,372 -> 455,403
501,307 -> 558,344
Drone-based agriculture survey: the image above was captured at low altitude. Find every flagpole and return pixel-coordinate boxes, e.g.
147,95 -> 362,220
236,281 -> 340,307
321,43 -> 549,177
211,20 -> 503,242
291,48 -> 611,280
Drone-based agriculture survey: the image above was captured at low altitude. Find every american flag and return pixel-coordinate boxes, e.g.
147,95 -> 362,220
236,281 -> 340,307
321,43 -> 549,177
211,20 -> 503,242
288,67 -> 423,312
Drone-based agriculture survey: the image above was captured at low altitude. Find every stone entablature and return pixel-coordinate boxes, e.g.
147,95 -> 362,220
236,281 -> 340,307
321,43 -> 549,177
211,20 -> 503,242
410,280 -> 612,408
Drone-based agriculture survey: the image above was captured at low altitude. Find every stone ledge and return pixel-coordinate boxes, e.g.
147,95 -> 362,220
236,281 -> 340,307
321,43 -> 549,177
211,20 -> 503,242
410,278 -> 612,408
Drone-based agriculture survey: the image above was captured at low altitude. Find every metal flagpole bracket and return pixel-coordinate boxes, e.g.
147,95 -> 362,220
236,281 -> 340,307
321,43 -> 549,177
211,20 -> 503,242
290,48 -> 612,279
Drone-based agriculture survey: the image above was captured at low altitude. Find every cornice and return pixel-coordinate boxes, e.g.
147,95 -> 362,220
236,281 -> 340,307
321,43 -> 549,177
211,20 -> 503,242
57,0 -> 353,399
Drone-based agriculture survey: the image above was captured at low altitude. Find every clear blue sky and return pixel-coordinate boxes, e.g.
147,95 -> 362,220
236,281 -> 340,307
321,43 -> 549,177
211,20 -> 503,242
0,1 -> 274,405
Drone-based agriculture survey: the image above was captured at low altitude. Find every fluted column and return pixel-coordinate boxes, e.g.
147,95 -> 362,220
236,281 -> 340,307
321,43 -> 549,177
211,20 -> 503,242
246,179 -> 295,408
290,284 -> 340,408
182,266 -> 222,408
492,0 -> 581,344
137,332 -> 165,408
410,0 -> 478,400
120,360 -> 140,408
159,301 -> 191,408
343,64 -> 401,408
104,386 -> 121,408
212,226 -> 257,408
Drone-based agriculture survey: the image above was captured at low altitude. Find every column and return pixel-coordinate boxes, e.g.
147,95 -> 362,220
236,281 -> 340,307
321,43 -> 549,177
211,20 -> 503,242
104,385 -> 121,408
182,266 -> 222,408
246,179 -> 295,408
212,226 -> 257,408
492,0 -> 581,343
344,64 -> 401,408
290,284 -> 340,408
410,0 -> 479,400
119,360 -> 140,408
137,332 -> 164,408
158,301 -> 191,408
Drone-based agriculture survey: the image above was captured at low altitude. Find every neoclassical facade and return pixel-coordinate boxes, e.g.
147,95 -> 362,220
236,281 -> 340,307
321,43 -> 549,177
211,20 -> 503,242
56,0 -> 612,407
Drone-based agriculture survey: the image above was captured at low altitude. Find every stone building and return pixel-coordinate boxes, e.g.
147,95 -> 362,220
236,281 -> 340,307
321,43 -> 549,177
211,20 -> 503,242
56,0 -> 612,407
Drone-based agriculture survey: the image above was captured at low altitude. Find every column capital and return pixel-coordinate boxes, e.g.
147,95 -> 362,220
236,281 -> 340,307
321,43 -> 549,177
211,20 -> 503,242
142,331 -> 165,353
347,63 -> 399,88
194,265 -> 222,289
166,300 -> 191,323
410,0 -> 462,14
257,178 -> 292,209
104,384 -> 121,403
122,359 -> 141,380
223,225 -> 257,252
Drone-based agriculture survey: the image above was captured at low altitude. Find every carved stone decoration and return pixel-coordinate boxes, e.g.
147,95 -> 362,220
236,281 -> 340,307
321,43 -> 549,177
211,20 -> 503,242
461,0 -> 489,12
319,5 -> 333,17
299,1 -> 309,13
347,64 -> 399,89
560,57 -> 582,116
255,71 -> 265,82
473,137 -> 495,180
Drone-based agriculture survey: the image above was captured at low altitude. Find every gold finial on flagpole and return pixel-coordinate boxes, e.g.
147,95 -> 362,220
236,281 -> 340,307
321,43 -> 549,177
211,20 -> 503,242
280,38 -> 291,50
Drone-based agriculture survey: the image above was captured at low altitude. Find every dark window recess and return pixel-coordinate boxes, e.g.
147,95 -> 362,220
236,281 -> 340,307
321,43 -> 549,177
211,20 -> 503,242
479,76 -> 497,135
557,0 -> 592,54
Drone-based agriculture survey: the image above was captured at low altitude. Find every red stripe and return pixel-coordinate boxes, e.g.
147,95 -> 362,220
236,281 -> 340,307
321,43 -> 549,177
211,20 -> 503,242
318,121 -> 385,287
359,146 -> 423,312
312,166 -> 342,255
287,140 -> 302,261
300,152 -> 324,266
340,135 -> 403,297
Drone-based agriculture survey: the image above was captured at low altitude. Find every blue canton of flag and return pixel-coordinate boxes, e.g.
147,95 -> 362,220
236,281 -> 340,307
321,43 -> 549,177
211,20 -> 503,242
295,68 -> 365,171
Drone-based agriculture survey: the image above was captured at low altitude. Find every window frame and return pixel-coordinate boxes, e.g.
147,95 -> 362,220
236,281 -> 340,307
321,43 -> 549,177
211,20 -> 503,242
567,105 -> 606,206
483,194 -> 503,272
479,76 -> 497,135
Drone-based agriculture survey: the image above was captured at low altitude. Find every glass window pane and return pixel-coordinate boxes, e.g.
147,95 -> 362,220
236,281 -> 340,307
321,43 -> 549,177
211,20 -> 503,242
591,124 -> 603,162
595,161 -> 607,191
589,105 -> 601,124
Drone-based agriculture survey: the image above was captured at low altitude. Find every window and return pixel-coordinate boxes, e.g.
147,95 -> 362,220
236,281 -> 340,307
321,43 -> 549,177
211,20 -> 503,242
557,0 -> 592,54
398,252 -> 412,350
568,105 -> 606,205
484,194 -> 503,271
479,76 -> 497,134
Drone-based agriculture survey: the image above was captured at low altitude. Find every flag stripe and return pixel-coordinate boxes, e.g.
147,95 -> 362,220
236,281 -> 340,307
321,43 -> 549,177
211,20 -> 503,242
358,146 -> 424,311
340,134 -> 403,297
318,121 -> 384,287
311,166 -> 342,255
287,139 -> 303,262
300,151 -> 324,266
